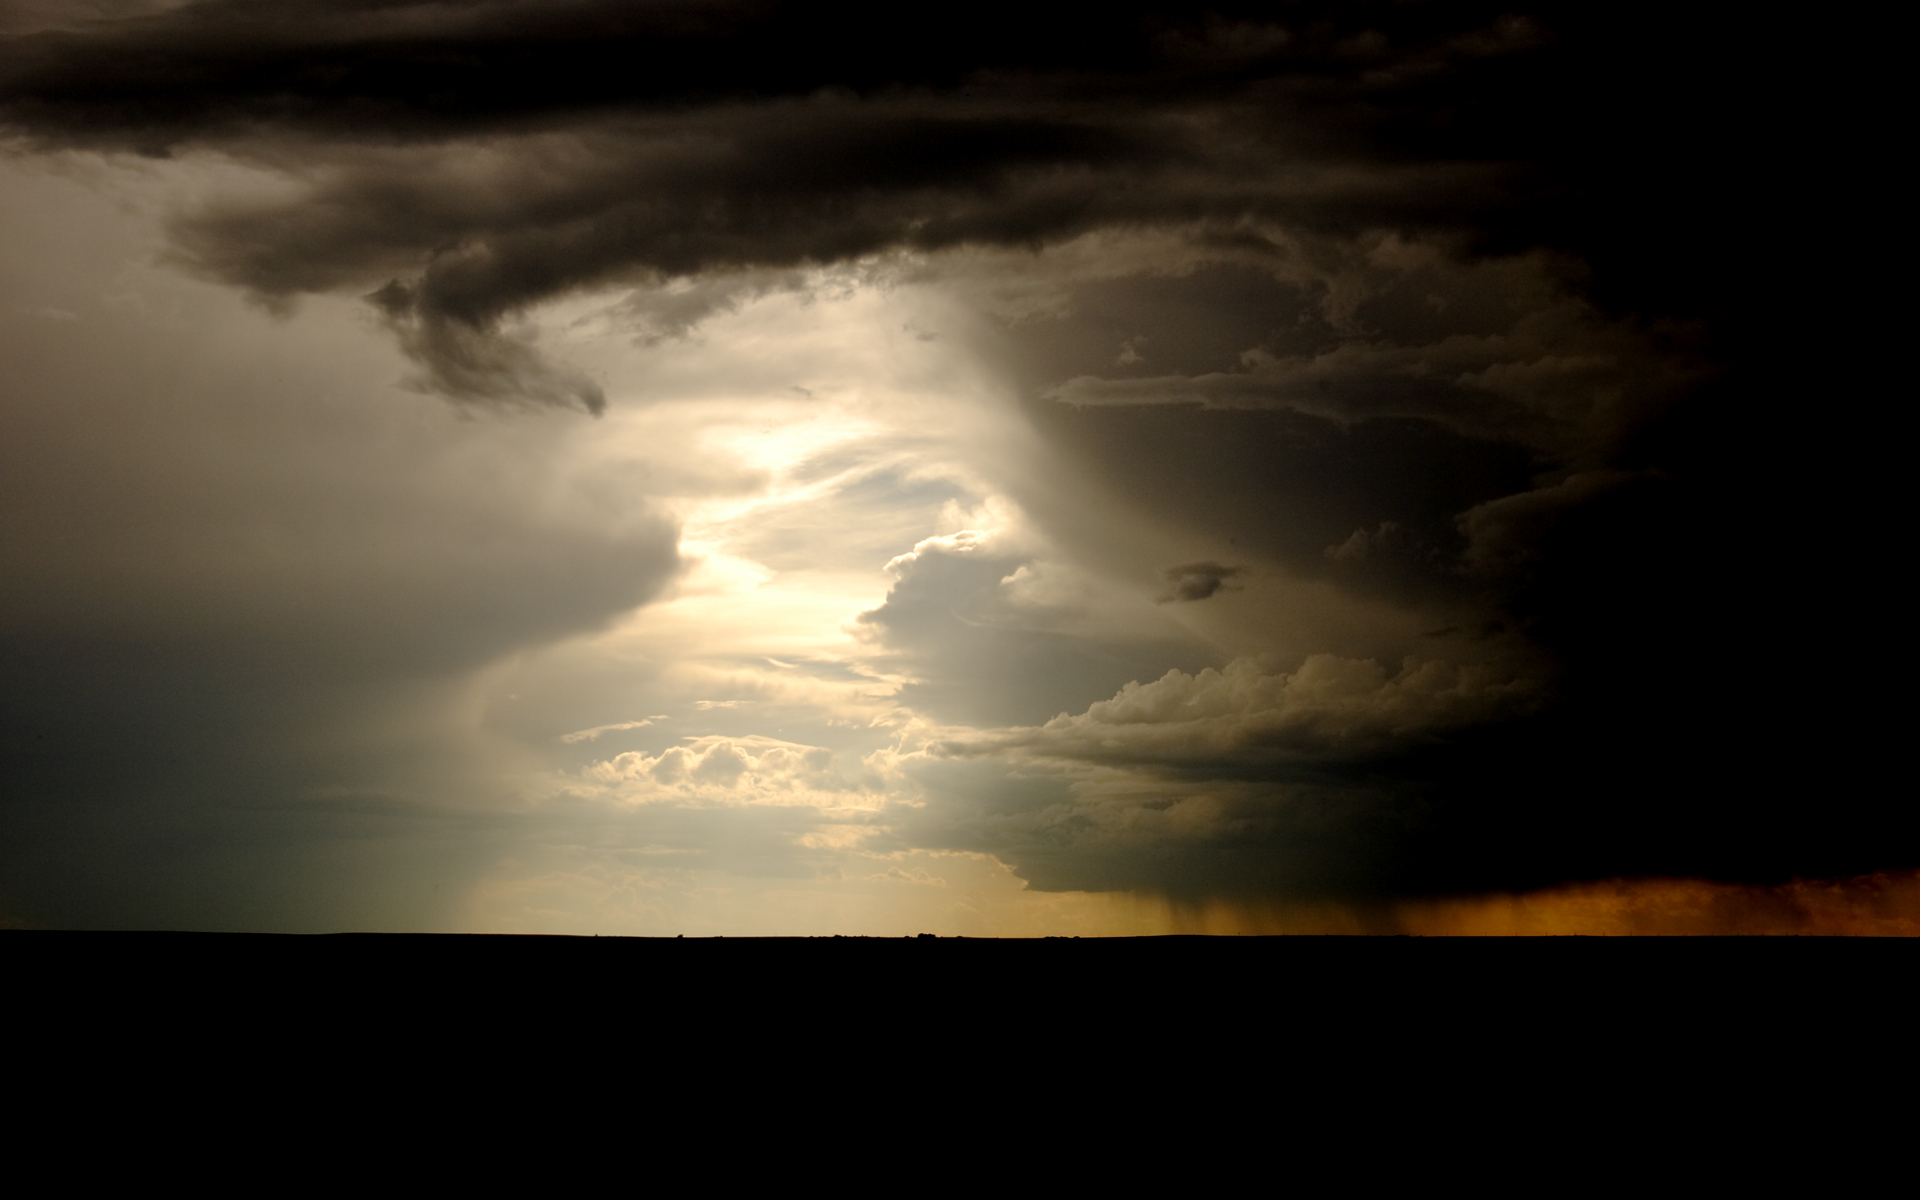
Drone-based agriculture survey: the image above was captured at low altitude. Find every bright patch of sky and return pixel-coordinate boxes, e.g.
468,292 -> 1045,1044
445,269 -> 1177,931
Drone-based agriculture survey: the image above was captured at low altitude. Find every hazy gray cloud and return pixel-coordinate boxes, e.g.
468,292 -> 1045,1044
0,155 -> 691,928
886,744 -> 1403,898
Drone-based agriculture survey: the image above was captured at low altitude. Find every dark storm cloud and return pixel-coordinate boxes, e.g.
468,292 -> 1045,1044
1157,561 -> 1240,602
900,765 -> 1414,899
896,653 -> 1542,897
0,0 -> 1715,407
1043,257 -> 1703,466
368,277 -> 605,412
0,1 -> 1544,147
0,0 -> 1809,364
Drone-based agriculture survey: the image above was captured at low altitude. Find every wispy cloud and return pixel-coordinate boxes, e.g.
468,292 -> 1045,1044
559,717 -> 670,744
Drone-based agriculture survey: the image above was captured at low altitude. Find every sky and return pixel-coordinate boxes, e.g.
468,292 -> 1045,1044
1,1 -> 1911,934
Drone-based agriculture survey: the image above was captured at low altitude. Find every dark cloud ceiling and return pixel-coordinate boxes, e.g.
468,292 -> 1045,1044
0,0 -> 1779,402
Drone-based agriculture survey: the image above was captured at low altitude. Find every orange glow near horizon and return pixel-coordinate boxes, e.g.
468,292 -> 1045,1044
1162,870 -> 1920,936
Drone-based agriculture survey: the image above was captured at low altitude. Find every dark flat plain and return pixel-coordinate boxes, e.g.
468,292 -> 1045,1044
8,929 -> 1907,1008
6,931 -> 1909,1107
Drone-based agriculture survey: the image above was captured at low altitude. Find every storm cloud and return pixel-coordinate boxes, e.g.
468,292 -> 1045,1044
2,1 -> 1749,409
1,2 -> 1908,930
1158,562 -> 1241,603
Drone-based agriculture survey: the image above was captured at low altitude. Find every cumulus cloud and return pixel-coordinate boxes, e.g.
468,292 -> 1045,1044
1325,522 -> 1400,562
855,517 -> 1217,726
950,653 -> 1540,771
578,735 -> 880,807
863,644 -> 1551,898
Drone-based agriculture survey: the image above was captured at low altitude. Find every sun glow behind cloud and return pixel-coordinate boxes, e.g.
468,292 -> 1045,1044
445,275 -> 1192,933
495,277 -> 1013,716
